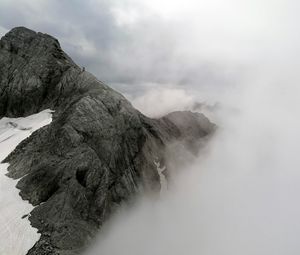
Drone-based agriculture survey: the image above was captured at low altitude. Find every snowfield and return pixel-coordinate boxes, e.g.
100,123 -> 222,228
0,109 -> 53,255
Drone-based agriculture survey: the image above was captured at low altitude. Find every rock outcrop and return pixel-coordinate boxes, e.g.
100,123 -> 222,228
0,27 -> 215,254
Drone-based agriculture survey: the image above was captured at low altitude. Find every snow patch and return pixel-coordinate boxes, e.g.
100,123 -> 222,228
0,109 -> 53,255
154,160 -> 168,195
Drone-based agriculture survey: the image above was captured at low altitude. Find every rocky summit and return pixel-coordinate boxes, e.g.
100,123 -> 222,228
0,27 -> 215,254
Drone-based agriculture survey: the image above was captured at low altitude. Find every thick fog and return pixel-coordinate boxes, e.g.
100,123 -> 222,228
81,0 -> 299,254
85,78 -> 300,255
1,0 -> 300,254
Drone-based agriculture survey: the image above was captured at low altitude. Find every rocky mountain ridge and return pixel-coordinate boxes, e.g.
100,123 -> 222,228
0,27 -> 215,254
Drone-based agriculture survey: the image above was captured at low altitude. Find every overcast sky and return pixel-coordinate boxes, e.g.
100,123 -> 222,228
1,0 -> 300,104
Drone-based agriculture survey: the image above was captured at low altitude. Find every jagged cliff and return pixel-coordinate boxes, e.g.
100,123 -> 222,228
0,27 -> 215,254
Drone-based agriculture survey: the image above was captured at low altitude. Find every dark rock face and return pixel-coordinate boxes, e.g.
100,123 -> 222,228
0,27 -> 215,254
0,27 -> 77,117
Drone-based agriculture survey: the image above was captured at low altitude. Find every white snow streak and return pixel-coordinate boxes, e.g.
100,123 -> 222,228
154,161 -> 168,195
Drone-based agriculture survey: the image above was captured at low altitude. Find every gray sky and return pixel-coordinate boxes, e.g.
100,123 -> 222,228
0,0 -> 282,96
0,0 -> 299,102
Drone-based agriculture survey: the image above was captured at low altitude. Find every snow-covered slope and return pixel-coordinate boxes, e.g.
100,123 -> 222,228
0,109 -> 53,255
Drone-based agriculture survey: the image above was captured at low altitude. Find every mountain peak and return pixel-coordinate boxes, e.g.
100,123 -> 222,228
0,27 -> 78,117
1,26 -> 61,52
0,27 -> 215,255
4,26 -> 37,38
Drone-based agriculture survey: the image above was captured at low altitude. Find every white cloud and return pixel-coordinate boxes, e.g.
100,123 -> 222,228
85,74 -> 300,255
131,86 -> 195,117
0,26 -> 8,37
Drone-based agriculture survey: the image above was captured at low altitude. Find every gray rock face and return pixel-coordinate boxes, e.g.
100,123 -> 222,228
0,27 -> 215,254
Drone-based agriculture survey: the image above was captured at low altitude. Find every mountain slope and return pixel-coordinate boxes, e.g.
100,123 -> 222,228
0,27 -> 215,255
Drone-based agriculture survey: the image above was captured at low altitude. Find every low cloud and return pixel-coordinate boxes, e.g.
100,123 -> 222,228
0,26 -> 8,37
84,77 -> 300,255
130,86 -> 195,118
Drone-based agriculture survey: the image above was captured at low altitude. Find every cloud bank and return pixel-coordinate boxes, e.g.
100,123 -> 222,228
85,75 -> 300,255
